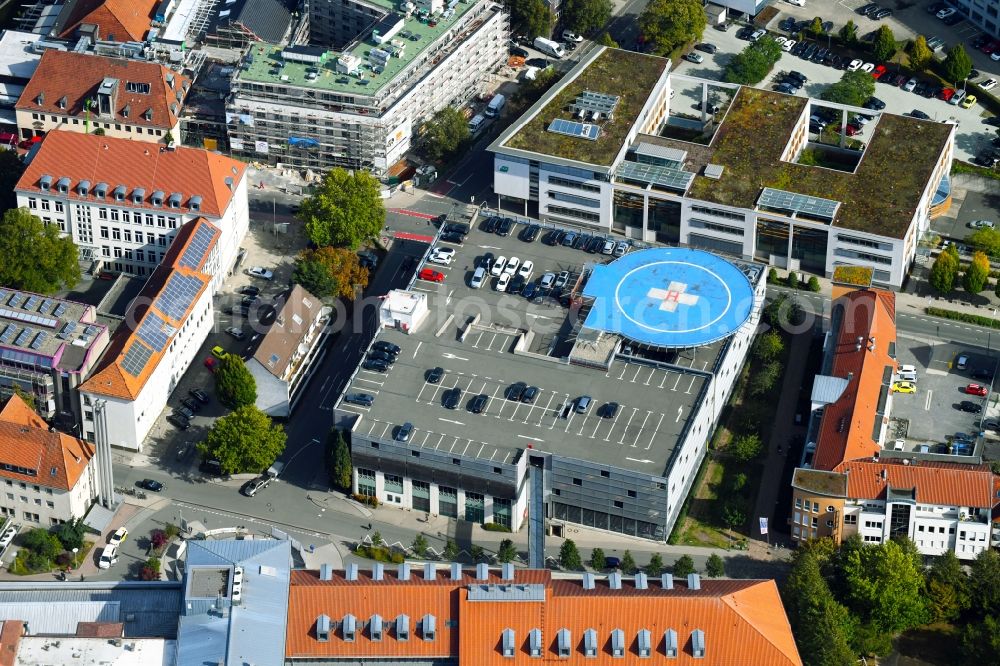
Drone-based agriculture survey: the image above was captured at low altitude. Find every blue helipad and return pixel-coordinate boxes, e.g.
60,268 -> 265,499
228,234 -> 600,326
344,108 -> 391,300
582,248 -> 754,348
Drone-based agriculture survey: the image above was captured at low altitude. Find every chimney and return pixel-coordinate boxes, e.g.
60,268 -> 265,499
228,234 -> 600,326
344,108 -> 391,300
582,572 -> 595,590
687,573 -> 701,590
634,572 -> 648,589
319,563 -> 333,581
398,563 -> 410,581
608,572 -> 622,590
372,563 -> 384,581
450,562 -> 462,580
661,573 -> 674,590
345,563 -> 358,581
476,562 -> 489,580
501,563 -> 514,580
424,562 -> 436,581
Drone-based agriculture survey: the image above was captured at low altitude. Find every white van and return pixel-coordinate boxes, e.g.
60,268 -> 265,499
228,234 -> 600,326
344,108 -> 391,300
468,114 -> 487,135
485,94 -> 506,118
533,36 -> 565,58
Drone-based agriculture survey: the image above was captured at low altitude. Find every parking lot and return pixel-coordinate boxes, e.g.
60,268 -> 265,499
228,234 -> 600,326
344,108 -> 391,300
337,216 -> 714,473
890,340 -> 993,451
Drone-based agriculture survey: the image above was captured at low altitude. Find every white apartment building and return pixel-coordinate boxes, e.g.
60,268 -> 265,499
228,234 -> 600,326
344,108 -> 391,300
14,129 -> 248,286
77,219 -> 222,451
0,393 -> 98,526
489,48 -> 956,289
227,0 -> 509,174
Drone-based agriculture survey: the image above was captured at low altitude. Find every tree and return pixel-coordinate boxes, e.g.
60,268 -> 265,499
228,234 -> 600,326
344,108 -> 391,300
497,538 -> 518,563
330,429 -> 352,491
199,405 -> 287,475
729,433 -> 763,462
411,533 -> 428,558
929,250 -> 959,293
838,20 -> 858,45
961,615 -> 1000,662
786,272 -> 799,289
872,25 -> 897,62
422,107 -> 470,162
56,519 -> 85,551
298,168 -> 384,249
840,539 -> 929,637
927,551 -> 969,622
561,0 -> 612,36
0,208 -> 80,294
638,0 -> 706,57
162,130 -> 175,146
620,550 -> 638,574
21,528 -> 61,560
782,552 -> 857,666
728,472 -> 747,494
590,547 -> 607,570
965,250 -> 991,294
215,354 -> 257,409
470,544 -> 485,562
294,246 -> 368,300
0,150 -> 25,215
672,554 -> 695,577
944,44 -> 973,84
821,70 -> 876,107
597,32 -> 619,48
646,553 -> 664,576
559,539 -> 583,570
508,0 -> 551,39
705,554 -> 725,578
292,255 -> 339,298
969,548 -> 1000,617
722,501 -> 745,531
11,385 -> 36,412
444,538 -> 460,560
909,35 -> 933,70
754,330 -> 784,363
749,361 -> 781,396
140,556 -> 161,581
968,227 -> 1000,257
723,38 -> 783,85
92,127 -> 105,136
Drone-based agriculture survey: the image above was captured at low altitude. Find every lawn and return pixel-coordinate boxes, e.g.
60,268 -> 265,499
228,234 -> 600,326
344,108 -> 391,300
893,623 -> 963,666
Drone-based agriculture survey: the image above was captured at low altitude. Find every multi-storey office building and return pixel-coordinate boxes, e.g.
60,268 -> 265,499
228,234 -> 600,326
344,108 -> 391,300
14,130 -> 248,284
0,288 -> 109,420
950,0 -> 1000,38
489,47 -> 955,289
227,0 -> 509,175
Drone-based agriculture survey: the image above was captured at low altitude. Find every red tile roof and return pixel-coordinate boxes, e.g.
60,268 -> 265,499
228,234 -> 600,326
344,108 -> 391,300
16,130 -> 246,218
57,0 -> 158,42
835,458 -> 998,508
286,568 -> 801,664
813,289 -> 897,471
0,395 -> 94,491
75,622 -> 124,637
17,50 -> 190,130
79,219 -> 218,400
0,621 -> 24,666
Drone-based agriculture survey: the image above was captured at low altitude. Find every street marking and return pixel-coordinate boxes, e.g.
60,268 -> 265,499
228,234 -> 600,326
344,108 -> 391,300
618,408 -> 638,444
924,389 -> 933,411
413,341 -> 422,358
517,434 -> 544,442
675,406 -> 684,423
644,368 -> 656,385
647,413 -> 665,450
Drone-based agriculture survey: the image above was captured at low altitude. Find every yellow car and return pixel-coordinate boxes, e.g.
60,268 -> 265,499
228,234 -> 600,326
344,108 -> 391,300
961,94 -> 977,109
211,345 -> 228,360
892,381 -> 916,394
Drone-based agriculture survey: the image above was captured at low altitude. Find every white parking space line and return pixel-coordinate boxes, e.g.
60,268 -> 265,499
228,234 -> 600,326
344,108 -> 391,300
630,366 -> 642,382
470,331 -> 484,347
604,409 -> 624,442
644,368 -> 657,385
476,442 -> 485,457
618,365 -> 628,380
355,377 -> 384,386
672,375 -> 682,391
590,416 -> 604,438
633,411 -> 652,447
618,408 -> 638,444
340,405 -> 368,414
412,341 -> 422,358
563,410 -> 577,432
460,441 -> 470,456
485,333 -> 498,351
508,401 -> 524,421
646,413 -> 665,450
659,372 -> 670,389
433,433 -> 443,448
925,389 -> 933,411
378,422 -> 391,438
538,393 -> 557,426
686,376 -> 696,394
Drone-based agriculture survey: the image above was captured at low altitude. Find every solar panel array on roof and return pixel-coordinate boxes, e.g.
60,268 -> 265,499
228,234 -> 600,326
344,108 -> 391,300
22,295 -> 40,311
0,290 -> 8,304
178,224 -> 215,270
633,142 -> 687,164
571,90 -> 620,118
39,298 -> 54,314
8,293 -> 23,308
29,331 -> 46,350
0,325 -> 16,344
57,321 -> 77,339
157,273 -> 203,321
84,325 -> 98,336
615,160 -> 694,193
53,303 -> 67,317
121,340 -> 153,377
14,328 -> 31,347
758,187 -> 841,221
0,308 -> 59,328
136,312 -> 170,352
547,118 -> 601,141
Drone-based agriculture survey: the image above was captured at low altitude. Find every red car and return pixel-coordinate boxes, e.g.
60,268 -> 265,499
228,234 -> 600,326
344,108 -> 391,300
418,268 -> 445,283
204,356 -> 218,372
938,87 -> 956,101
966,383 -> 988,396
872,64 -> 887,79
842,124 -> 860,136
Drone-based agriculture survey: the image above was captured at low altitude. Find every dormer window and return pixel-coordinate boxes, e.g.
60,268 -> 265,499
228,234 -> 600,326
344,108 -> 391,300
151,190 -> 164,206
189,195 -> 202,211
39,174 -> 52,191
166,74 -> 174,88
113,184 -> 126,201
57,95 -> 67,109
94,182 -> 108,198
168,193 -> 181,209
56,177 -> 70,193
143,108 -> 152,121
342,614 -> 356,642
132,187 -> 145,204
122,104 -> 130,118
77,180 -> 91,196
35,92 -> 43,105
171,103 -> 177,115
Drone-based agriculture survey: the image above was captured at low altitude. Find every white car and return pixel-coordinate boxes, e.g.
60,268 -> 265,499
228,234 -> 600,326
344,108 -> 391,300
782,39 -> 796,52
969,220 -> 996,229
562,30 -> 583,43
98,545 -> 118,569
0,525 -> 16,550
503,256 -> 520,276
601,240 -> 615,255
428,247 -> 455,265
982,78 -> 998,91
992,52 -> 1000,62
774,36 -> 787,46
614,241 -> 629,257
847,59 -> 863,72
495,272 -> 511,292
540,272 -> 556,289
108,527 -> 128,548
937,7 -> 956,19
518,260 -> 534,279
903,78 -> 917,92
246,266 -> 273,280
860,62 -> 875,73
225,326 -> 245,340
490,255 -> 507,277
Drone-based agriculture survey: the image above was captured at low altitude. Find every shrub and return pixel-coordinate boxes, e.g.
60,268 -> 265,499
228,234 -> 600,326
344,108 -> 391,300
786,272 -> 799,289
808,276 -> 821,292
926,307 -> 1000,328
497,538 -> 518,563
151,529 -> 169,551
559,539 -> 583,570
730,433 -> 764,462
352,493 -> 380,507
646,553 -> 665,576
767,267 -> 779,283
673,554 -> 696,577
140,557 -> 161,581
621,550 -> 638,574
590,547 -> 607,570
444,539 -> 460,561
56,519 -> 85,551
482,522 -> 512,532
55,552 -> 73,568
390,551 -> 405,564
706,554 -> 725,578
164,523 -> 180,540
471,545 -> 485,562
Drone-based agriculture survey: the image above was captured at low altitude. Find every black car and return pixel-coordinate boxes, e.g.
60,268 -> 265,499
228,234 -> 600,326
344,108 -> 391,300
363,358 -> 389,372
943,13 -> 963,26
510,275 -> 526,294
779,17 -> 795,31
481,217 -> 499,233
863,96 -> 886,110
927,1 -> 947,13
443,387 -> 462,409
913,81 -> 928,95
909,109 -> 930,120
601,402 -> 620,419
199,459 -> 223,475
791,41 -> 807,56
858,2 -> 878,14
167,413 -> 190,430
469,393 -> 489,413
827,54 -> 843,69
480,252 -> 495,271
443,222 -> 470,236
695,43 -> 717,54
181,397 -> 201,413
522,282 -> 538,300
240,285 -> 260,297
433,213 -> 448,227
777,82 -> 799,94
394,422 -> 414,442
586,236 -> 604,253
189,388 -> 210,404
497,218 -> 515,236
426,366 -> 444,383
812,48 -> 828,63
137,479 -> 164,492
521,385 -> 539,403
373,341 -> 401,355
367,350 -> 396,365
522,224 -> 541,242
440,232 -> 464,245
241,295 -> 258,307
345,392 -> 375,407
510,45 -> 529,57
809,122 -> 825,133
873,8 -> 892,19
542,230 -> 560,245
174,405 -> 195,420
960,400 -> 983,413
507,381 -> 526,401
553,230 -> 567,245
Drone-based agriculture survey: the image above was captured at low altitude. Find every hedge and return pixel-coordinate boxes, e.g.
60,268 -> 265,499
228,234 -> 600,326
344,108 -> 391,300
925,306 -> 1000,327
482,522 -> 512,532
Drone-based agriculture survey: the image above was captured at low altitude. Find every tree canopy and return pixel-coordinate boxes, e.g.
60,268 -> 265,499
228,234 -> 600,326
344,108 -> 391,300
0,208 -> 80,293
298,168 -> 384,249
329,429 -> 352,491
561,0 -> 612,36
929,250 -> 959,293
840,538 -> 928,636
821,70 -> 876,107
943,44 -> 973,84
908,35 -> 933,70
215,354 -> 257,409
199,405 -> 287,475
422,107 -> 470,162
638,0 -> 705,57
838,20 -> 858,46
968,227 -> 1000,257
872,25 -> 897,62
723,37 -> 783,85
508,0 -> 551,39
782,550 -> 857,666
964,250 -> 991,295
293,246 -> 368,300
672,554 -> 696,577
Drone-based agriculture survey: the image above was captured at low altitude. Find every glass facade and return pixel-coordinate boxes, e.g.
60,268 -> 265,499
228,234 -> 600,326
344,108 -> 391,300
439,486 -> 458,518
357,468 -> 375,497
792,226 -> 829,273
613,191 -> 643,233
493,497 -> 512,528
384,474 -> 403,494
465,492 -> 485,524
552,502 -> 664,540
412,480 -> 430,512
755,219 -> 790,263
648,198 -> 681,244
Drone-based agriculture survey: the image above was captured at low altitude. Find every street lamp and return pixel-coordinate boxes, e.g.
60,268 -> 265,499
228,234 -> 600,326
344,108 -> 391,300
989,307 -> 998,355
